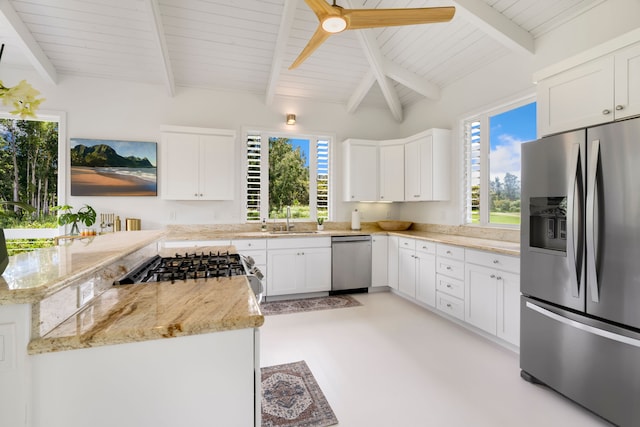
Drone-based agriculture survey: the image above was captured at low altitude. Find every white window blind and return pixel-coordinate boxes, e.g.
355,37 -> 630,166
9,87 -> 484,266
246,134 -> 262,222
316,138 -> 329,220
464,120 -> 481,223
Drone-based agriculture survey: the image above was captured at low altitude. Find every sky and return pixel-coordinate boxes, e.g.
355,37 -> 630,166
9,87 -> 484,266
290,138 -> 310,167
70,138 -> 157,167
489,102 -> 536,180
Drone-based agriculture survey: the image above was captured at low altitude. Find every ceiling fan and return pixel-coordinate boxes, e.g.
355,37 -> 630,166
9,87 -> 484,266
289,0 -> 456,70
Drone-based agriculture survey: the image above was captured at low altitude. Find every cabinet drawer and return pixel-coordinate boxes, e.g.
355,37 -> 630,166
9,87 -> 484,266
436,291 -> 464,321
466,249 -> 519,273
437,244 -> 465,261
436,258 -> 464,280
398,237 -> 416,250
232,239 -> 267,251
267,237 -> 331,250
415,240 -> 436,254
436,274 -> 464,300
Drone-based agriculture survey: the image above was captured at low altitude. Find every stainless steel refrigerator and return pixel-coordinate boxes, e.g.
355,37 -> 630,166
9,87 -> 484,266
520,116 -> 640,427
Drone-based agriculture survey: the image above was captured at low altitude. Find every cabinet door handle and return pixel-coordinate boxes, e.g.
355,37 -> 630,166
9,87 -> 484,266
616,104 -> 624,111
492,259 -> 499,264
490,274 -> 496,278
602,109 -> 611,115
496,276 -> 502,280
414,194 -> 420,198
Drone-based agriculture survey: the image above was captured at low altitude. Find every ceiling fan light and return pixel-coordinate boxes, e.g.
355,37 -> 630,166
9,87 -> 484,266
322,16 -> 347,33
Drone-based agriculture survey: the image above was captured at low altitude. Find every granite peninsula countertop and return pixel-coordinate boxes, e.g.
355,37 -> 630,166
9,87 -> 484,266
28,276 -> 264,355
0,230 -> 166,305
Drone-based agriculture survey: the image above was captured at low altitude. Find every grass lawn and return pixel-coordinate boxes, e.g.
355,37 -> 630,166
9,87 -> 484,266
471,211 -> 521,225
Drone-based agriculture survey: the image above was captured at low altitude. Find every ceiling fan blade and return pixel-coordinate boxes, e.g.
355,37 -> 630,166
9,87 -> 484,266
289,26 -> 332,70
305,0 -> 339,18
345,7 -> 455,30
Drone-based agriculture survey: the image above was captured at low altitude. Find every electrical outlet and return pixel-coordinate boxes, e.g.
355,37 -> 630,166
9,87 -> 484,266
78,281 -> 95,306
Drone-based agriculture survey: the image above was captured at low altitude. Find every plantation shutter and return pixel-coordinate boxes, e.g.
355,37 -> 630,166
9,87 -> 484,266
246,134 -> 261,221
316,138 -> 329,220
464,120 -> 481,223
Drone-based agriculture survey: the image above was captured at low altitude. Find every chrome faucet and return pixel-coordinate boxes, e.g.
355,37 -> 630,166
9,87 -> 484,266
286,206 -> 292,231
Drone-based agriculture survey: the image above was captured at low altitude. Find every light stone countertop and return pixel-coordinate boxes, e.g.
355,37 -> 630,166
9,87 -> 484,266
28,276 -> 264,355
0,230 -> 166,305
163,225 -> 520,256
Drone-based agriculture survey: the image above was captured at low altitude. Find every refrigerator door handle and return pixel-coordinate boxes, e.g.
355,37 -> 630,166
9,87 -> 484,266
586,139 -> 600,303
526,301 -> 640,348
566,143 -> 581,298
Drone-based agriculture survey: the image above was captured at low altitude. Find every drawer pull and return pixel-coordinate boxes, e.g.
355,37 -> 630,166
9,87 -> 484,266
446,250 -> 452,255
496,276 -> 502,280
446,303 -> 452,308
492,259 -> 499,264
446,284 -> 452,288
446,266 -> 452,270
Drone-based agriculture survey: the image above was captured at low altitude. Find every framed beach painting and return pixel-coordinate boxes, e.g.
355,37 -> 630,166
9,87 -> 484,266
70,138 -> 157,196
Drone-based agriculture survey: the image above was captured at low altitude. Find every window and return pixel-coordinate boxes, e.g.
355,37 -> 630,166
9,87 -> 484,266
463,98 -> 536,227
0,112 -> 65,253
245,132 -> 330,222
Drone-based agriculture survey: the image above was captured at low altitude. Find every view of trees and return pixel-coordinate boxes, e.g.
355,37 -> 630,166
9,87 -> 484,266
268,137 -> 310,218
470,172 -> 521,224
490,172 -> 521,214
0,118 -> 58,228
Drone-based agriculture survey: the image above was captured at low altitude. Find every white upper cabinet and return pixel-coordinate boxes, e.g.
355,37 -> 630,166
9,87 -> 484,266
342,139 -> 378,202
378,141 -> 405,202
404,129 -> 450,201
160,126 -> 236,200
537,40 -> 640,137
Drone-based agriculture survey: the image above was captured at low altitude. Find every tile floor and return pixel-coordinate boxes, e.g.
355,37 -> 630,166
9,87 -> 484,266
260,291 -> 611,427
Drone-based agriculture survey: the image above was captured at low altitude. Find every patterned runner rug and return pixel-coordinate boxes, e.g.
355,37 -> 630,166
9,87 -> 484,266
261,361 -> 338,427
260,295 -> 362,316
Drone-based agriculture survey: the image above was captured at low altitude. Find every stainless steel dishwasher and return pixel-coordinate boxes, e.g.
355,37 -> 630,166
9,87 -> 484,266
331,235 -> 372,292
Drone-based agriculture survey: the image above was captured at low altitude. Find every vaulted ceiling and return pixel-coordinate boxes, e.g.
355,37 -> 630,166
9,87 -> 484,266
0,0 -> 604,121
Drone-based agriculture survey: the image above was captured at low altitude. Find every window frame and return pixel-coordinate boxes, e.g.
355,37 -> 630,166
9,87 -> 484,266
242,127 -> 334,223
461,94 -> 536,228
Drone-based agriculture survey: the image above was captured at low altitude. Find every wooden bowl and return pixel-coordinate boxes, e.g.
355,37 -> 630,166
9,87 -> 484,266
377,220 -> 413,231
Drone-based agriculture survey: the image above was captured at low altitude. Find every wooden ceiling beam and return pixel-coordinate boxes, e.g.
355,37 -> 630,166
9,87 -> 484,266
347,70 -> 376,114
383,59 -> 441,100
0,0 -> 57,85
453,0 -> 535,55
143,0 -> 175,97
266,0 -> 297,105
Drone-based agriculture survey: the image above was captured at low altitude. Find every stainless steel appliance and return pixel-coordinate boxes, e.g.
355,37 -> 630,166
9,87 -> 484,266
114,251 -> 264,303
520,116 -> 640,426
331,235 -> 371,292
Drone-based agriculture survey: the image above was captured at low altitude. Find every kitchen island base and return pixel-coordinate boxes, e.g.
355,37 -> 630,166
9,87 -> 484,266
31,327 -> 260,427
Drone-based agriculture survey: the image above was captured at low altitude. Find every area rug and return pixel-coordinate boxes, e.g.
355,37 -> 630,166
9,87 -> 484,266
261,360 -> 338,427
260,295 -> 361,316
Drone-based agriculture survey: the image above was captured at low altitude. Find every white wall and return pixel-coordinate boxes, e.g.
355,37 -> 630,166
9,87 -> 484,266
397,0 -> 640,226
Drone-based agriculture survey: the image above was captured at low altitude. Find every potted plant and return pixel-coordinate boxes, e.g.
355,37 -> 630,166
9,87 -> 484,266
53,204 -> 97,235
317,217 -> 325,231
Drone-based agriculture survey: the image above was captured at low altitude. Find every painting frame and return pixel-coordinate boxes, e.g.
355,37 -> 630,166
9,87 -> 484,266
70,138 -> 157,197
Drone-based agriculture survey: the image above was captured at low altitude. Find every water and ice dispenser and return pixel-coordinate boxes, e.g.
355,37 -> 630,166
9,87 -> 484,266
529,196 -> 567,252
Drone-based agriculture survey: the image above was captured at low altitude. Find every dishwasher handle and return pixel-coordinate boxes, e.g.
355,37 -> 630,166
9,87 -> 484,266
331,235 -> 371,243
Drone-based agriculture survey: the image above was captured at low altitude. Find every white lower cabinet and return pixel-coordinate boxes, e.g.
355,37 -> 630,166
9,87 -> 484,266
398,238 -> 436,306
464,249 -> 520,346
266,238 -> 331,296
371,235 -> 389,287
435,243 -> 465,320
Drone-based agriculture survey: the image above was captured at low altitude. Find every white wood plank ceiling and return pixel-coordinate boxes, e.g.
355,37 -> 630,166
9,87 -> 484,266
0,0 -> 605,121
